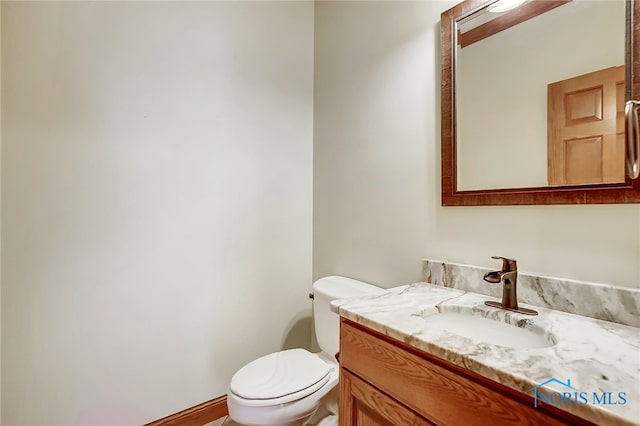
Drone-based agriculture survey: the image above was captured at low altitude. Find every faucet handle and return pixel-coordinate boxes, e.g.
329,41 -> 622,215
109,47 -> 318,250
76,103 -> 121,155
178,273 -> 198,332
490,256 -> 517,272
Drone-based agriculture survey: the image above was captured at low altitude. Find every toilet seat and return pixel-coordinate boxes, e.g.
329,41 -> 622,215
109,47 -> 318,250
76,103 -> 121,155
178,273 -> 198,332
229,349 -> 333,407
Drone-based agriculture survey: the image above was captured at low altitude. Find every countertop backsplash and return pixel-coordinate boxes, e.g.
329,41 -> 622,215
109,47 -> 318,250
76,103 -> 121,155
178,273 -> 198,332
423,259 -> 640,328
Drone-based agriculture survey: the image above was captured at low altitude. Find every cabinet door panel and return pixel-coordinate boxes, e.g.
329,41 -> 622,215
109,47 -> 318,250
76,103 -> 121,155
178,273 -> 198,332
339,369 -> 433,426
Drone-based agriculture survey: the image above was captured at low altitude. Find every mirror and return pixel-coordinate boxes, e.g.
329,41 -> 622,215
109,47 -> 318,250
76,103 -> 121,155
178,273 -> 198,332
441,0 -> 640,205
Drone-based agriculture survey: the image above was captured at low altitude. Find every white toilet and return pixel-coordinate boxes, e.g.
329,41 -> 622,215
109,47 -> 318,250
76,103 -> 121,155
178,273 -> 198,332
227,276 -> 384,426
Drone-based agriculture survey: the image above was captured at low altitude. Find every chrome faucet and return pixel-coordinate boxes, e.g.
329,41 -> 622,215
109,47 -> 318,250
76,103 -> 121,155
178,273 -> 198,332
483,256 -> 537,315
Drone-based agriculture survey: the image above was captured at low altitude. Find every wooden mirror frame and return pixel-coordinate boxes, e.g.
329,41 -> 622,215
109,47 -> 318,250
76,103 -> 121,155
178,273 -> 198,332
441,0 -> 640,206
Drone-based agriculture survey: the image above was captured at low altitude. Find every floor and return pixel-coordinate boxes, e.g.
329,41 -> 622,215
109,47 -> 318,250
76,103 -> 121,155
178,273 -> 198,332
203,418 -> 228,426
203,417 -> 233,426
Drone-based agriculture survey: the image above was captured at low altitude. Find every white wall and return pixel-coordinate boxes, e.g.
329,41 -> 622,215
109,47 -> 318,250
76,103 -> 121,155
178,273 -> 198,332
313,1 -> 640,289
1,2 -> 313,425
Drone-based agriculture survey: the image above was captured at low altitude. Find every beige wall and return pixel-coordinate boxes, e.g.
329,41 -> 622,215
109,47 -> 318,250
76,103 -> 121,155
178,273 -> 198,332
313,0 -> 640,289
1,2 -> 313,424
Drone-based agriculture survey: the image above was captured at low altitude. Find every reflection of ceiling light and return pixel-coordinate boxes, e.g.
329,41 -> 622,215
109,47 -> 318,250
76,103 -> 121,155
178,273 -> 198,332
487,0 -> 528,13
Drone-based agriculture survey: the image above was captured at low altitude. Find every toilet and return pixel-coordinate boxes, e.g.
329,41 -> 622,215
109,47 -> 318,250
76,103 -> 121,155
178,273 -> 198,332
227,276 -> 384,426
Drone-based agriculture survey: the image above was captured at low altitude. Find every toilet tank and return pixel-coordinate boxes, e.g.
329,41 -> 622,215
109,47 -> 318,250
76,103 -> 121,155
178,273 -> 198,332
312,276 -> 384,357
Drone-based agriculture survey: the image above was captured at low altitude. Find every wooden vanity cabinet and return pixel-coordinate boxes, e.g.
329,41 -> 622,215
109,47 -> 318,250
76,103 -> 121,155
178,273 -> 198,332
338,318 -> 594,426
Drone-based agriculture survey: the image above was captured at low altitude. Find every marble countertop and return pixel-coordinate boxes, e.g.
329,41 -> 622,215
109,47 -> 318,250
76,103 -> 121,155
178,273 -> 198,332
332,283 -> 640,426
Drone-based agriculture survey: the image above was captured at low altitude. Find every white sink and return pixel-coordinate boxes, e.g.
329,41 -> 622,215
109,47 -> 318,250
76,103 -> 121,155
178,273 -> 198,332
422,312 -> 554,349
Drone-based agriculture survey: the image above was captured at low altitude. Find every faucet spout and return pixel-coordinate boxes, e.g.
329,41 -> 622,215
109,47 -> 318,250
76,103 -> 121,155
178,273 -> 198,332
482,270 -> 502,283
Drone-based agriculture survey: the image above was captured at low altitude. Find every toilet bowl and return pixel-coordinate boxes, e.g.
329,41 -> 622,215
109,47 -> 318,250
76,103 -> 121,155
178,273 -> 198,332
227,276 -> 384,426
227,350 -> 339,426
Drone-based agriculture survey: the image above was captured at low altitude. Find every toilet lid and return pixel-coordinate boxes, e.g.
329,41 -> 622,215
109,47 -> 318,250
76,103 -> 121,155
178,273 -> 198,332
230,349 -> 332,401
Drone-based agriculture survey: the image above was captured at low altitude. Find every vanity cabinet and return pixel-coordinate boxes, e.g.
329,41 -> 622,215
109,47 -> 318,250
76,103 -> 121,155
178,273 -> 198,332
338,319 -> 594,426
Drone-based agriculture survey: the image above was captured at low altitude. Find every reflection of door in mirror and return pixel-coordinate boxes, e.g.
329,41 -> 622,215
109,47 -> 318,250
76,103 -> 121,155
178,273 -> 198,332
548,66 -> 625,185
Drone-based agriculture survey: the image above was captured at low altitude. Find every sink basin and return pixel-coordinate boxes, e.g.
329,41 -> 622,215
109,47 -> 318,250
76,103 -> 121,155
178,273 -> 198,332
422,312 -> 554,349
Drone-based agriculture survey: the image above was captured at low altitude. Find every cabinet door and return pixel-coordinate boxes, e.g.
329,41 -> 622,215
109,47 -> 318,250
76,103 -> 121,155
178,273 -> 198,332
339,369 -> 433,426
